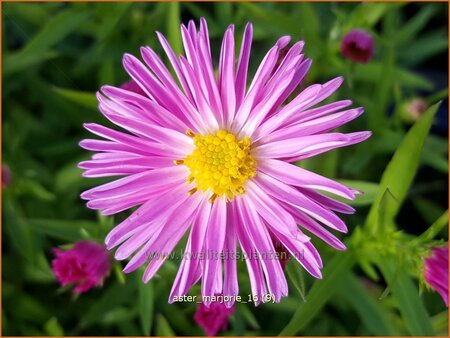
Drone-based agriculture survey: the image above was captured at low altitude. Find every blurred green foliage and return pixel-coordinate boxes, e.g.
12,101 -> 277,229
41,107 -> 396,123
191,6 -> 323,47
2,2 -> 448,336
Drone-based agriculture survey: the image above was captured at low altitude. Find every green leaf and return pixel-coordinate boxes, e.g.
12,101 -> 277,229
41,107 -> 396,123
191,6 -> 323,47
337,180 -> 379,206
431,310 -> 449,336
369,10 -> 396,133
416,210 -> 448,243
79,283 -> 135,328
400,30 -> 448,66
3,51 -> 58,77
379,259 -> 434,335
4,10 -> 91,76
239,305 -> 260,330
166,2 -> 182,55
99,59 -> 116,86
396,68 -> 434,91
96,3 -> 132,42
16,178 -> 55,201
44,317 -> 64,336
24,252 -> 55,283
279,251 -> 354,335
3,196 -> 37,263
348,63 -> 434,91
413,198 -> 447,225
99,306 -> 136,326
114,263 -> 126,285
28,219 -> 97,242
23,10 -> 90,55
214,2 -> 233,26
396,5 -> 436,44
285,259 -> 307,301
155,314 -> 176,336
138,281 -> 154,335
340,274 -> 397,335
53,87 -> 98,110
376,188 -> 398,233
421,150 -> 448,173
240,2 -> 305,40
350,3 -> 401,28
365,102 -> 440,231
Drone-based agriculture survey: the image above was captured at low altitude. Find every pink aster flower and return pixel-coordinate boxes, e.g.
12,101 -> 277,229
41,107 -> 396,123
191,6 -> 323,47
79,18 -> 371,305
424,245 -> 448,306
52,240 -> 111,293
194,300 -> 235,336
341,29 -> 374,63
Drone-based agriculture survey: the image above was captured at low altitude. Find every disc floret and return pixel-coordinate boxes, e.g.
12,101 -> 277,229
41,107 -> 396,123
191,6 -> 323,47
179,130 -> 256,201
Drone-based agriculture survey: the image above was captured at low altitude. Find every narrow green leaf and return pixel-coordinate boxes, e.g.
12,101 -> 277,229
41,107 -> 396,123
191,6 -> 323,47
138,281 -> 154,335
240,2 -> 304,39
44,317 -> 64,336
114,263 -> 126,285
431,310 -> 449,335
426,88 -> 449,106
365,102 -> 440,230
166,2 -> 182,55
379,259 -> 434,335
239,305 -> 260,330
421,150 -> 448,173
155,314 -> 176,336
99,59 -> 115,86
396,5 -> 436,44
349,3 -> 401,28
400,30 -> 448,66
417,211 -> 448,243
396,68 -> 434,90
285,259 -> 307,301
23,10 -> 90,55
349,63 -> 434,90
79,283 -> 135,328
370,10 -> 396,133
3,196 -> 37,263
376,188 -> 398,233
279,251 -> 354,335
214,2 -> 233,26
17,178 -> 55,201
3,51 -> 57,77
4,10 -> 90,77
24,252 -> 55,283
53,87 -> 98,110
28,219 -> 97,242
413,198 -> 447,225
337,180 -> 379,206
340,274 -> 397,335
96,3 -> 132,42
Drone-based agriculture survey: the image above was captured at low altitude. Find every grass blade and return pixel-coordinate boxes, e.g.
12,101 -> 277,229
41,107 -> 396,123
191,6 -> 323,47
379,259 -> 434,335
365,102 -> 440,231
138,281 -> 154,335
279,251 -> 354,335
340,273 -> 397,335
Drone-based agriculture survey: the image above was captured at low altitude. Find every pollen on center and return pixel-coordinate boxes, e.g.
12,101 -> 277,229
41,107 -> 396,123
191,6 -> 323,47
175,129 -> 257,201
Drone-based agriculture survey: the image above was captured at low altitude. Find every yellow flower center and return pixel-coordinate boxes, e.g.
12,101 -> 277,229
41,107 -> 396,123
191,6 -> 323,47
176,129 -> 257,201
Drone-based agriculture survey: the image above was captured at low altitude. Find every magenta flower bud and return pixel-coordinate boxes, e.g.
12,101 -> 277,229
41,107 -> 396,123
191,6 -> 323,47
424,245 -> 448,306
194,300 -> 235,336
120,80 -> 147,97
341,29 -> 374,63
2,164 -> 10,188
51,241 -> 111,293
